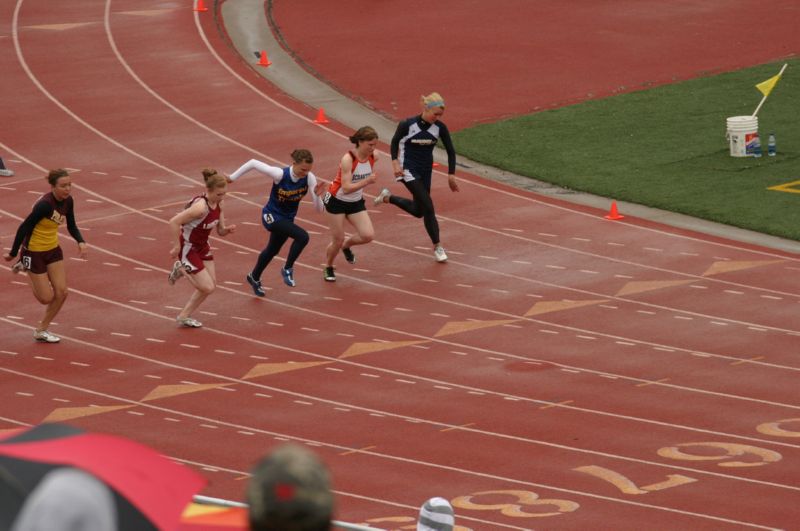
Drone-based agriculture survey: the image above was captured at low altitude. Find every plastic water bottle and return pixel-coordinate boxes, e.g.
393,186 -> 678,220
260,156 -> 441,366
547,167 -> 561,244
752,134 -> 762,158
767,133 -> 776,156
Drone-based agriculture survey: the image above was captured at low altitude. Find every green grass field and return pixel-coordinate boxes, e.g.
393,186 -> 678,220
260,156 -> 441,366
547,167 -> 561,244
453,59 -> 800,242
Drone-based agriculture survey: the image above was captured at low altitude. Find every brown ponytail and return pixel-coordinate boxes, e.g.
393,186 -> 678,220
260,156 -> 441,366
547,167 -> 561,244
202,168 -> 227,190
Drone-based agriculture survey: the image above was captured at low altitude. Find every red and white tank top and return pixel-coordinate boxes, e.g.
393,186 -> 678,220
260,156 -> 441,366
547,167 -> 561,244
180,195 -> 220,246
328,151 -> 375,202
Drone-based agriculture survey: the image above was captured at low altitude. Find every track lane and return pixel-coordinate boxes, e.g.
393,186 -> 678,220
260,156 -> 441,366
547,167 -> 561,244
1,361 -> 794,531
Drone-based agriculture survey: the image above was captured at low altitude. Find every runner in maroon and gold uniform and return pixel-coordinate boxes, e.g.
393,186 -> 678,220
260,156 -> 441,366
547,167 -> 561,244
3,169 -> 87,343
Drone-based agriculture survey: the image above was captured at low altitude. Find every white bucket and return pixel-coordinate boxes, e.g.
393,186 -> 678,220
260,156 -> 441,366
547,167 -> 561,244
726,115 -> 759,157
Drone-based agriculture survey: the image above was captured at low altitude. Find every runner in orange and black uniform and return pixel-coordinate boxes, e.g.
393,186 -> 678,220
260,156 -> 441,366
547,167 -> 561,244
322,126 -> 379,282
3,169 -> 87,343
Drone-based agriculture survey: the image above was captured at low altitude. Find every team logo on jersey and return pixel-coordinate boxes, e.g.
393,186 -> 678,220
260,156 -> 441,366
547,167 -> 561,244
277,186 -> 308,202
48,211 -> 66,225
352,170 -> 372,182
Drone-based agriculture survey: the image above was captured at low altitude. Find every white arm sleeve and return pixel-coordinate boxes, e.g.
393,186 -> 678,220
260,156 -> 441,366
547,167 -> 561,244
229,159 -> 283,183
306,172 -> 325,213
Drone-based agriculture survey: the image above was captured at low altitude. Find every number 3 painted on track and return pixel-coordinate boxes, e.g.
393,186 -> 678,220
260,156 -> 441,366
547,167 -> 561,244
451,489 -> 579,518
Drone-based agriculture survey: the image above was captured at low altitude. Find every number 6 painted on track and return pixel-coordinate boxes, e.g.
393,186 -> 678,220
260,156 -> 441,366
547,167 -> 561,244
657,442 -> 781,467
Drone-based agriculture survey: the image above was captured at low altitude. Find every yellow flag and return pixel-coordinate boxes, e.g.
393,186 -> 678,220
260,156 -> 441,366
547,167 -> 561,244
756,73 -> 782,97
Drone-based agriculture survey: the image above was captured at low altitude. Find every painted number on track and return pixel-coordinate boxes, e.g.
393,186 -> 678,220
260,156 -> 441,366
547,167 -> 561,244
452,489 -> 579,518
573,465 -> 696,494
657,442 -> 782,467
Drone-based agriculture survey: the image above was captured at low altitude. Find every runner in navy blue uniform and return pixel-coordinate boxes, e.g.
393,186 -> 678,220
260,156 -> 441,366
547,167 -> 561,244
373,92 -> 459,262
228,150 -> 325,296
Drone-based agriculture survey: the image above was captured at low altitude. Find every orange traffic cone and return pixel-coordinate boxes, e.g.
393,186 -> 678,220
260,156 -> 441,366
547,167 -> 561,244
257,50 -> 271,67
194,0 -> 208,12
604,201 -> 624,220
313,108 -> 330,124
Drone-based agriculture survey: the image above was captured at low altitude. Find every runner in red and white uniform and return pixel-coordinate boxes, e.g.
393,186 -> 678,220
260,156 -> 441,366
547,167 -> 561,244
322,126 -> 379,282
167,169 -> 236,328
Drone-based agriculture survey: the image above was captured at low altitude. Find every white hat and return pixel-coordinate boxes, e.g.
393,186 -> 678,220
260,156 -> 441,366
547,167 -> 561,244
417,497 -> 454,531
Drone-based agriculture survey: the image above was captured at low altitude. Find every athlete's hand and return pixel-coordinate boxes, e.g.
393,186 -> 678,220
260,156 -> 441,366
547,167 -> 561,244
392,160 -> 403,178
221,224 -> 237,236
170,245 -> 179,258
77,242 -> 88,258
313,180 -> 327,196
448,174 -> 459,192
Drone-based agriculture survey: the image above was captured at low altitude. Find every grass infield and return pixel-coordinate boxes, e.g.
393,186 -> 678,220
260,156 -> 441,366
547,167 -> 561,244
453,59 -> 800,242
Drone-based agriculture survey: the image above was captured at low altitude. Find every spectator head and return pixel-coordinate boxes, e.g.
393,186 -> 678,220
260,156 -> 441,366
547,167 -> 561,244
417,497 -> 454,531
246,443 -> 334,531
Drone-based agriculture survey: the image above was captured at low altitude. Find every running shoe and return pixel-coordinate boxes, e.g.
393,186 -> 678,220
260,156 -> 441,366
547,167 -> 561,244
177,316 -> 203,328
11,261 -> 25,274
323,266 -> 336,282
373,188 -> 391,206
342,247 -> 355,264
167,260 -> 184,285
246,273 -> 265,297
434,245 -> 448,263
281,267 -> 296,287
0,169 -> 14,177
33,329 -> 60,343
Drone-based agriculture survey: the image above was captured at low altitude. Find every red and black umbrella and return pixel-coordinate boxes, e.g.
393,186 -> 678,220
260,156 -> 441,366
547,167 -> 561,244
0,423 -> 206,531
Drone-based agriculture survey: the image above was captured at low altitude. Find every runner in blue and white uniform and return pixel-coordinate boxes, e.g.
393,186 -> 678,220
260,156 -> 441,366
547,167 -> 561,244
228,150 -> 325,296
373,92 -> 459,263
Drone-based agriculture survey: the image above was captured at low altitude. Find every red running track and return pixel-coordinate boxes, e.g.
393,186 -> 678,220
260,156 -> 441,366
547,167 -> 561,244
271,0 -> 800,130
1,1 -> 799,529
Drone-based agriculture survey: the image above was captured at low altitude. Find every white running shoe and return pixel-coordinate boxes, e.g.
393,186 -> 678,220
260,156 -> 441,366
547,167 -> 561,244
373,188 -> 391,206
168,260 -> 184,285
0,169 -> 14,177
33,329 -> 60,343
177,317 -> 202,328
434,245 -> 448,263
